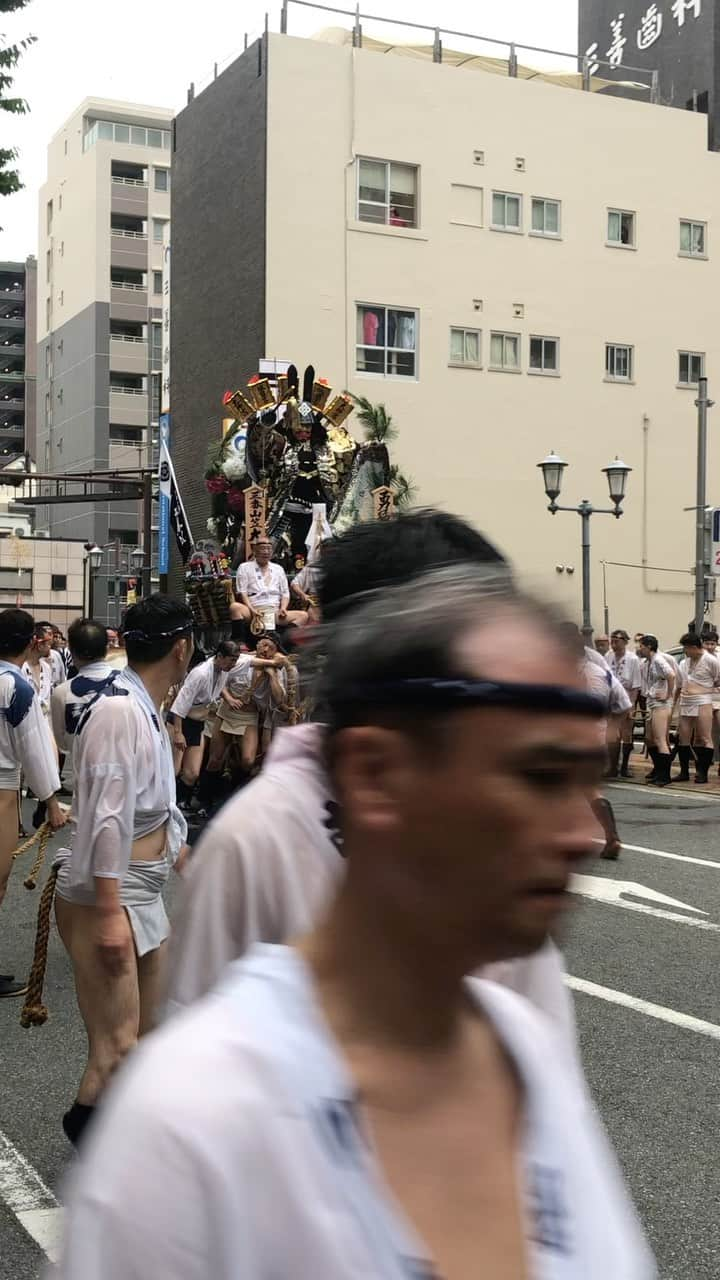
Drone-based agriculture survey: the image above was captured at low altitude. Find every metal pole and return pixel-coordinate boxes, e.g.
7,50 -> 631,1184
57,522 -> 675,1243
88,566 -> 95,621
602,560 -> 609,635
142,472 -> 153,600
694,377 -> 712,633
580,504 -> 592,640
280,0 -> 288,32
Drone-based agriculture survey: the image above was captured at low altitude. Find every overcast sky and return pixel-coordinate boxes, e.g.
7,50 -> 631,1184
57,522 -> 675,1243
1,0 -> 578,260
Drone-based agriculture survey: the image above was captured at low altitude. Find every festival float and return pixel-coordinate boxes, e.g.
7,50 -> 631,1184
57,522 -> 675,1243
186,364 -> 396,637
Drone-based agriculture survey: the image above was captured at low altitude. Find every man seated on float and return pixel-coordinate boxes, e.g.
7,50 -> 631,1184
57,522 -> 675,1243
230,536 -> 308,637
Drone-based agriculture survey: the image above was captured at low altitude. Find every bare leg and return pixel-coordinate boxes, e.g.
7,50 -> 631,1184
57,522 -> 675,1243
241,724 -> 259,772
229,602 -> 251,622
180,742 -> 205,787
0,790 -> 20,911
137,940 -> 168,1036
695,704 -> 714,748
652,707 -> 671,755
55,898 -> 139,1105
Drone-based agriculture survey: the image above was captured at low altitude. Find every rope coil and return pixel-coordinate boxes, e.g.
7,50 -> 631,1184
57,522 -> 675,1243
12,822 -> 52,890
10,821 -> 57,1028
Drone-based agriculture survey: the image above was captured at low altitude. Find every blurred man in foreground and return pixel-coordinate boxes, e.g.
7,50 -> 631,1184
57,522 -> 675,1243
55,567 -> 654,1278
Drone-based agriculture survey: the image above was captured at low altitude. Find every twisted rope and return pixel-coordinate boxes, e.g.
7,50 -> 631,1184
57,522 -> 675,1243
12,821 -> 52,891
20,866 -> 58,1029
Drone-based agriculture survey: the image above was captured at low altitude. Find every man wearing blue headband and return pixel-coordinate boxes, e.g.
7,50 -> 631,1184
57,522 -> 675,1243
53,594 -> 194,1146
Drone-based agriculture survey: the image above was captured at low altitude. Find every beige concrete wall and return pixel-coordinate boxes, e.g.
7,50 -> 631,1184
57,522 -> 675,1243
38,99 -> 173,341
265,34 -> 720,642
0,537 -> 85,628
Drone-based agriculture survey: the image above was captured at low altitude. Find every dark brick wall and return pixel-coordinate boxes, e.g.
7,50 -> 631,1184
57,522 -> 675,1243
579,0 -> 717,145
169,37 -> 268,590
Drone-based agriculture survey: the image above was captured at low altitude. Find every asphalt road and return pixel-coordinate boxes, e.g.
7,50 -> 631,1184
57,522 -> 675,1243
2,782 -> 720,1278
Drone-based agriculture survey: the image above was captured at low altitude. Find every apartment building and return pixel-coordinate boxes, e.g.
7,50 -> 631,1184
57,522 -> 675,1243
171,31 -> 720,638
36,98 -> 172,616
0,256 -> 37,459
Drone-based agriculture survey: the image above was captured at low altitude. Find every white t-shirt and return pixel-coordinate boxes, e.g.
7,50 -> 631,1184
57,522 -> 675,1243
51,661 -> 115,754
170,657 -> 230,720
679,651 -> 720,693
56,946 -> 655,1280
235,559 -> 289,610
605,651 -> 642,694
642,653 -> 673,703
166,725 -> 582,1079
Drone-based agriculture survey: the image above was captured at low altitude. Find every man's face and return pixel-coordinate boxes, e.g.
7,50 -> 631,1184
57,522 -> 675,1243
610,633 -> 626,654
684,643 -> 703,659
595,635 -> 609,655
334,612 -> 603,970
217,654 -> 237,672
35,631 -> 52,658
254,540 -> 272,566
703,638 -> 717,654
638,642 -> 652,660
256,638 -> 278,661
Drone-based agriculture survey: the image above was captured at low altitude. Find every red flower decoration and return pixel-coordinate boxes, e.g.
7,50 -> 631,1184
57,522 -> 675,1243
227,487 -> 246,511
206,474 -> 229,494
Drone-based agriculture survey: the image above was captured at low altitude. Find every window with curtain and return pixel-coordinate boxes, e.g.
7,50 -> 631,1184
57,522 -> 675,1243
449,328 -> 481,366
531,198 -> 560,237
605,344 -> 634,380
357,159 -> 418,227
607,209 -> 635,246
491,192 -> 522,231
679,219 -> 706,256
356,305 -> 417,377
489,332 -> 520,370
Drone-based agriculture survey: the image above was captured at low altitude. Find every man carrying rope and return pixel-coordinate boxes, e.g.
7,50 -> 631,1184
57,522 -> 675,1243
0,608 -> 67,998
52,594 -> 194,1147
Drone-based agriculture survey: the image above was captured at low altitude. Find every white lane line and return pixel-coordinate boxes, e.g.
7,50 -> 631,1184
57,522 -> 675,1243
593,837 -> 720,870
567,976 -> 720,1041
0,1128 -> 63,1261
608,781 -> 720,803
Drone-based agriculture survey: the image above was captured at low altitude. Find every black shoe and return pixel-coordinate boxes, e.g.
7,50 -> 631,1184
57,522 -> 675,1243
676,745 -> 692,782
0,976 -> 28,998
695,746 -> 714,784
649,754 -> 672,787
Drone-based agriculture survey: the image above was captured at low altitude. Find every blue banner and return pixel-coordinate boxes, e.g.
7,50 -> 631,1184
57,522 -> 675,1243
158,414 -> 171,575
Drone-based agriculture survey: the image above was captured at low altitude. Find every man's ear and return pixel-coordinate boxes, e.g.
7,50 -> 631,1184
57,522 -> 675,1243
332,725 -> 414,834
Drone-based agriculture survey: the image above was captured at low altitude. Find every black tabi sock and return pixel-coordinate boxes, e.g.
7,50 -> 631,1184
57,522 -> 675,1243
62,1101 -> 96,1148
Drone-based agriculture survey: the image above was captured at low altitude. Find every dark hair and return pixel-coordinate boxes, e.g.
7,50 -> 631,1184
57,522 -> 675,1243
680,632 -> 703,648
610,629 -> 630,641
216,640 -> 241,659
319,509 -> 508,621
68,618 -> 108,663
0,608 -> 35,658
121,594 -> 194,664
255,631 -> 284,654
640,634 -> 659,652
704,631 -> 719,643
34,621 -> 52,638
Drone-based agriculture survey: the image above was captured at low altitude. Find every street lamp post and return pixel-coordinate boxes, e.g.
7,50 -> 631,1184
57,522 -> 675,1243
537,452 -> 632,640
84,543 -> 103,619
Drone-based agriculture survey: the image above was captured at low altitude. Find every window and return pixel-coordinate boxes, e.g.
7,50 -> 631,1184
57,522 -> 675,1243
45,297 -> 52,329
109,530 -> 138,547
679,219 -> 706,257
357,159 -> 418,227
98,121 -> 114,141
46,249 -> 52,283
0,568 -> 32,592
531,198 -> 560,237
678,350 -> 705,385
150,322 -> 162,369
529,336 -> 559,374
151,372 -> 161,419
46,200 -> 53,234
491,191 -> 522,232
605,343 -> 634,381
356,305 -> 417,378
154,168 -> 170,192
51,574 -> 67,592
152,271 -> 163,294
44,345 -> 51,374
449,327 -> 481,367
489,332 -> 520,371
152,218 -> 167,244
148,129 -> 163,148
607,209 -> 635,247
84,119 -> 171,153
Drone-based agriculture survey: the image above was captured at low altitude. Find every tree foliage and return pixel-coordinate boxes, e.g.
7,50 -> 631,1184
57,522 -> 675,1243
350,394 -> 398,445
0,0 -> 36,213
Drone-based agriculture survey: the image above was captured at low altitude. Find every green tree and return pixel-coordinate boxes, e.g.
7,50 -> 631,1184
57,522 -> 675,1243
0,0 -> 36,222
350,394 -> 398,445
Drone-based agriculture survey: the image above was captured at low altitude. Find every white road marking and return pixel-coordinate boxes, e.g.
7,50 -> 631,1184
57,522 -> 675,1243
570,872 -> 720,931
0,1128 -> 63,1262
567,976 -> 720,1041
601,838 -> 720,871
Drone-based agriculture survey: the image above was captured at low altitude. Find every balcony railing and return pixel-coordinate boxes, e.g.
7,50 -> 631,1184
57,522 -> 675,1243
111,228 -> 148,240
112,176 -> 147,188
110,385 -> 146,395
110,333 -> 145,343
110,281 -> 147,292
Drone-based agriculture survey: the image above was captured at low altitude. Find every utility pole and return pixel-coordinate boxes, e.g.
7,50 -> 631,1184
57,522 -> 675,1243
694,377 -> 714,633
